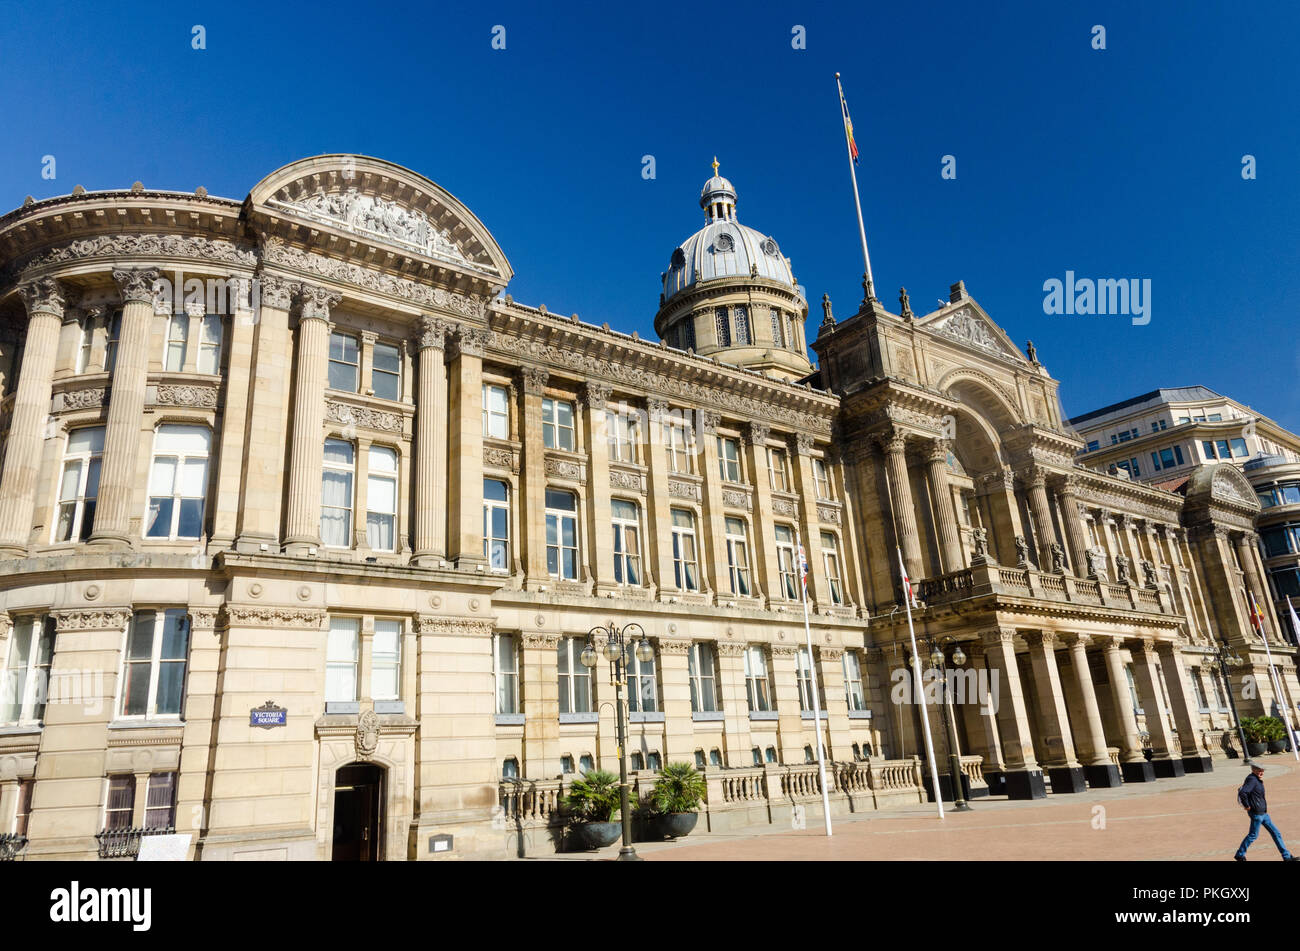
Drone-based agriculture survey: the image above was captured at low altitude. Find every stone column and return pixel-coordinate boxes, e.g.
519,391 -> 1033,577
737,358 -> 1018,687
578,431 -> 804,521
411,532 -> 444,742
1156,639 -> 1214,773
1060,635 -> 1122,787
1129,638 -> 1183,778
88,270 -> 158,546
716,641 -> 751,765
789,432 -> 830,606
234,276 -> 295,552
818,646 -> 851,762
520,632 -> 561,780
1236,533 -> 1277,641
924,440 -> 964,573
1054,476 -> 1091,576
210,282 -> 256,549
978,628 -> 1044,798
1098,636 -> 1154,782
581,382 -> 617,595
446,327 -> 488,570
743,421 -> 779,605
518,367 -> 549,588
282,285 -> 339,554
175,608 -> 222,860
26,608 -> 132,859
0,279 -> 69,554
770,644 -> 805,763
960,642 -> 1006,776
658,639 -> 695,764
698,411 -> 732,601
880,430 -> 923,583
412,316 -> 450,565
1023,468 -> 1058,569
1022,631 -> 1085,793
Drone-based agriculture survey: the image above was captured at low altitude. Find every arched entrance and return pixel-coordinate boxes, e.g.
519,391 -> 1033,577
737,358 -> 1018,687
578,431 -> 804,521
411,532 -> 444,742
332,763 -> 384,861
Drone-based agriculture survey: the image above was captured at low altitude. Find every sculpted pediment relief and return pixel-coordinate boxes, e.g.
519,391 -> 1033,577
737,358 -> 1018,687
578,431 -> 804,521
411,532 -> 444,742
924,307 -> 1019,361
269,188 -> 473,267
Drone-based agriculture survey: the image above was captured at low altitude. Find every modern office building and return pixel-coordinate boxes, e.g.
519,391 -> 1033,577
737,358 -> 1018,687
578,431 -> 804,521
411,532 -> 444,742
0,155 -> 1292,861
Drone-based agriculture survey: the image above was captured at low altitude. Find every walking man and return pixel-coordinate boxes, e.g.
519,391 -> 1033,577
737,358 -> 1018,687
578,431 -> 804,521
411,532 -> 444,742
1235,763 -> 1296,861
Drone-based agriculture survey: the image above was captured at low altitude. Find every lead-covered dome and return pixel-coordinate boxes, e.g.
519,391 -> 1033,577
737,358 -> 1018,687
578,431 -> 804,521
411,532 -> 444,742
662,161 -> 796,301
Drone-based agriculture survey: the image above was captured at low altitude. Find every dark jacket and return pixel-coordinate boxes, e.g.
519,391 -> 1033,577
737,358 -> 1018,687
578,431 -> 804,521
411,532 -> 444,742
1239,773 -> 1268,814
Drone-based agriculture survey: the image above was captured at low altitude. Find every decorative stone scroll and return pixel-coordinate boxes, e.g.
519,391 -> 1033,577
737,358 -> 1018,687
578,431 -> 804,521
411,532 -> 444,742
325,399 -> 403,434
771,497 -> 797,518
545,457 -> 583,481
668,479 -> 701,502
484,446 -> 518,472
721,488 -> 752,511
62,386 -> 106,410
816,504 -> 841,525
156,384 -> 219,408
609,469 -> 643,491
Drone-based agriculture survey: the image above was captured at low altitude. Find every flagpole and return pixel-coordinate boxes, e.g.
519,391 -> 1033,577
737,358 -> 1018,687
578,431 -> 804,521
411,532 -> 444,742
899,546 -> 944,819
799,543 -> 833,836
1252,590 -> 1300,761
836,73 -> 875,300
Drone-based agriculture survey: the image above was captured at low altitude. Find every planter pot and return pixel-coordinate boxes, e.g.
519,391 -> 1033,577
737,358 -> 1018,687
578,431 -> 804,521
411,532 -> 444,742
1247,742 -> 1268,757
567,821 -> 622,851
1268,739 -> 1287,754
651,812 -> 699,840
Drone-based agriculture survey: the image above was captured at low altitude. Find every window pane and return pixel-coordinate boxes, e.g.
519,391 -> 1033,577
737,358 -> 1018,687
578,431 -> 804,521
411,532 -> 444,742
150,457 -> 177,496
155,662 -> 185,715
366,512 -> 394,551
368,473 -> 396,512
324,439 -> 355,466
484,478 -> 507,502
160,612 -> 189,660
124,662 -> 152,715
180,457 -> 208,497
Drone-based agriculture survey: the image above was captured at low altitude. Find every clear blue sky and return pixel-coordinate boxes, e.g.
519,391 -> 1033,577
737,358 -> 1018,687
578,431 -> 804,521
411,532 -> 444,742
2,1 -> 1297,430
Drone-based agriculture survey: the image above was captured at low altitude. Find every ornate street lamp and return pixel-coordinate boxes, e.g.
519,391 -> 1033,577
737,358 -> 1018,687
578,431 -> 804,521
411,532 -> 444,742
581,620 -> 653,861
921,635 -> 972,811
1210,637 -> 1251,765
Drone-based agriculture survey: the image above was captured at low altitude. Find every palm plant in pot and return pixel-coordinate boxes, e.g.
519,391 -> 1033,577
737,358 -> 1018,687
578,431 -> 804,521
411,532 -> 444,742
647,762 -> 706,840
1263,716 -> 1289,753
1240,717 -> 1271,758
562,769 -> 623,851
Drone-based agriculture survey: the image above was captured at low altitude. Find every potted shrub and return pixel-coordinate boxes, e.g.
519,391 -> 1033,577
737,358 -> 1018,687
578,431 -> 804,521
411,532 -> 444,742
1263,716 -> 1289,754
646,762 -> 706,840
562,769 -> 623,851
1240,717 -> 1271,758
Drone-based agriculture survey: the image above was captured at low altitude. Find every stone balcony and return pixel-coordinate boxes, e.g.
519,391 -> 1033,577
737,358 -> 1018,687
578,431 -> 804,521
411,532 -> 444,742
916,560 -> 1172,616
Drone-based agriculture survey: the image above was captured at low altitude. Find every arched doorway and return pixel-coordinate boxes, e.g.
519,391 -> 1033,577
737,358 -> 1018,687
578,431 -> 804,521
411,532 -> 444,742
332,763 -> 384,861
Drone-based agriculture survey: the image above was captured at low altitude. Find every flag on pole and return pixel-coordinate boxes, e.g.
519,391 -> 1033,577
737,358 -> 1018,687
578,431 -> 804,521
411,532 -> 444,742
1288,596 -> 1300,646
797,543 -> 809,596
838,78 -> 859,165
1249,591 -> 1268,638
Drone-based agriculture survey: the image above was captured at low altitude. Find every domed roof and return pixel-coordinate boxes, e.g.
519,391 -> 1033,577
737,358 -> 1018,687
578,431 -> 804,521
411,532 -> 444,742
662,161 -> 796,300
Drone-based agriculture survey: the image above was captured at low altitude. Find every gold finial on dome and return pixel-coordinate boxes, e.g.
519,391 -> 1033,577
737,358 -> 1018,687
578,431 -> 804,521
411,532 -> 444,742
712,156 -> 720,177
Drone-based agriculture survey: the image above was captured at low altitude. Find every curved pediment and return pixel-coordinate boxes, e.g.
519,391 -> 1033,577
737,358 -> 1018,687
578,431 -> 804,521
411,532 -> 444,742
249,154 -> 512,286
919,302 -> 1025,364
1185,462 -> 1260,511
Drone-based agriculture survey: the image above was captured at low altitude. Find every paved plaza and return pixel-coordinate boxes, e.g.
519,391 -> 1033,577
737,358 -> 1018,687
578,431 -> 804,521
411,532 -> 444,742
550,755 -> 1300,861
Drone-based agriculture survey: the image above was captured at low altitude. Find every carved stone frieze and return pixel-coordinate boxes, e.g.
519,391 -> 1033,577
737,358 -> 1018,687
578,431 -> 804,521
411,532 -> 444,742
721,488 -> 752,511
24,234 -> 257,274
668,479 -> 701,502
817,503 -> 842,525
484,446 -> 519,472
156,384 -> 219,408
51,608 -> 132,631
414,616 -> 495,636
771,497 -> 797,518
609,468 -> 643,491
325,399 -> 403,434
545,456 -> 583,481
226,606 -> 326,629
62,386 -> 106,410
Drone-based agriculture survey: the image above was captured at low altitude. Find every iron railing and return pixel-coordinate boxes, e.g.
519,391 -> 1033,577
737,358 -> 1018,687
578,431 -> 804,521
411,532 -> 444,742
0,833 -> 28,861
95,826 -> 175,859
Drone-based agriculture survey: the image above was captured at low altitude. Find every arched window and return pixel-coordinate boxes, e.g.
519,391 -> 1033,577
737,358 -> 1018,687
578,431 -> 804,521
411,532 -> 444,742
715,307 -> 731,347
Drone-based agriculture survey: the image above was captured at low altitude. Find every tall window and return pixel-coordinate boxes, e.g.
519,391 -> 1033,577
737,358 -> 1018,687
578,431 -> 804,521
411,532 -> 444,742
120,609 -> 190,719
813,458 -> 832,500
717,436 -> 741,482
1,616 -> 55,725
768,447 -> 789,492
733,304 -> 750,345
671,508 -> 699,592
371,341 -> 401,401
372,619 -> 401,701
545,489 -> 579,580
143,772 -> 177,829
54,426 -> 104,543
627,646 -> 658,713
724,517 -> 752,596
785,314 -> 797,354
606,410 -> 640,463
558,637 -> 592,713
482,384 -> 509,439
688,642 -> 720,713
542,398 -> 576,451
821,532 -> 844,605
744,645 -> 771,712
321,438 -> 355,547
145,425 -> 210,539
328,332 -> 359,391
326,617 -> 360,702
483,478 -> 510,571
494,633 -> 518,714
105,776 -> 135,830
775,525 -> 799,600
797,647 -> 823,712
715,307 -> 731,347
198,315 -> 225,375
104,310 -> 122,374
366,446 -> 398,551
843,651 -> 867,711
164,313 -> 189,371
665,419 -> 695,474
76,316 -> 95,374
611,499 -> 641,586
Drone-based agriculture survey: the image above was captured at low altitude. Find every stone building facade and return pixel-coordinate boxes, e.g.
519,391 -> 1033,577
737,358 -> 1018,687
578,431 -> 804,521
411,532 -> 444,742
0,155 -> 1292,860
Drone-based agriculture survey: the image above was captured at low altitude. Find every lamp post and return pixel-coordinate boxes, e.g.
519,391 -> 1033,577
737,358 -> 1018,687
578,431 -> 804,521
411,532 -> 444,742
919,634 -> 972,811
581,620 -> 653,861
1210,637 -> 1251,765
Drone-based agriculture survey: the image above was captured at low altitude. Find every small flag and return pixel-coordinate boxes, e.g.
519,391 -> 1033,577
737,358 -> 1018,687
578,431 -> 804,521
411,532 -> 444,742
797,544 -> 809,596
838,78 -> 859,165
1249,591 -> 1268,637
1288,597 -> 1300,646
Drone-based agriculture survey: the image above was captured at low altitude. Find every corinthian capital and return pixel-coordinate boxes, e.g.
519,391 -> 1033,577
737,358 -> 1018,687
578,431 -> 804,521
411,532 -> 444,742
786,432 -> 815,456
519,365 -> 549,396
416,315 -> 452,351
448,325 -> 489,359
581,381 -> 613,409
112,267 -> 162,305
17,276 -> 75,318
297,284 -> 342,322
747,421 -> 771,446
259,275 -> 297,311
